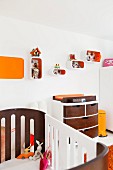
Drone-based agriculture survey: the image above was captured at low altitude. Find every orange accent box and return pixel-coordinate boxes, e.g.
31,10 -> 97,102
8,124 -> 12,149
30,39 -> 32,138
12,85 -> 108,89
0,56 -> 24,79
53,94 -> 84,101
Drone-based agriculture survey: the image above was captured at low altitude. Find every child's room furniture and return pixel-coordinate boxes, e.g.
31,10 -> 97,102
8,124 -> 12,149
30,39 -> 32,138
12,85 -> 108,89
0,56 -> 24,79
100,67 -> 113,132
0,108 -> 108,170
52,95 -> 98,138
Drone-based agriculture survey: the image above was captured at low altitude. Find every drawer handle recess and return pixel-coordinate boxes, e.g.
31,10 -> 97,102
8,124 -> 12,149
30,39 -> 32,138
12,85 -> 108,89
82,117 -> 88,119
91,103 -> 97,106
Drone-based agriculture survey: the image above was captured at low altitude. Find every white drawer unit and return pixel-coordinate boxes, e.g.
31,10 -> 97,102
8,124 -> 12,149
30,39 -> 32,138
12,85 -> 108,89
52,95 -> 98,138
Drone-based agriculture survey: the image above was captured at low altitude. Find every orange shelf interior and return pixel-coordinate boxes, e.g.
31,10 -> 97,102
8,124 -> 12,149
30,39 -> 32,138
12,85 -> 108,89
0,56 -> 24,79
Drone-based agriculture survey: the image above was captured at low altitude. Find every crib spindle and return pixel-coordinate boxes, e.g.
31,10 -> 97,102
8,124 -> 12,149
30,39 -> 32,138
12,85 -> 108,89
25,117 -> 30,149
5,116 -> 11,161
15,115 -> 21,158
69,138 -> 76,168
54,129 -> 59,170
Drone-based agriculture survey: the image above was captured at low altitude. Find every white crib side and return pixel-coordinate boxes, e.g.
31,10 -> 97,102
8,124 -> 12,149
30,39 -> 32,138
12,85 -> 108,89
45,114 -> 96,170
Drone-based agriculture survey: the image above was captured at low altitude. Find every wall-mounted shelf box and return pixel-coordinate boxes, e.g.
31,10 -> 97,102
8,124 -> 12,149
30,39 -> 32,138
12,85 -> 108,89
66,60 -> 84,70
30,57 -> 42,79
49,65 -> 66,76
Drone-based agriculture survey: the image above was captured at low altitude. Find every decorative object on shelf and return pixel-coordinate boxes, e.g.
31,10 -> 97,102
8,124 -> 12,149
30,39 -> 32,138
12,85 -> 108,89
30,47 -> 41,57
49,64 -> 66,76
69,54 -> 76,60
66,54 -> 84,69
86,50 -> 101,62
103,58 -> 113,67
30,47 -> 42,79
0,56 -> 24,79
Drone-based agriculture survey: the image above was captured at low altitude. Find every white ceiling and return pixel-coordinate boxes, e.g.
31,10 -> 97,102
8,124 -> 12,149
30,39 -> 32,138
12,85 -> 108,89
0,0 -> 113,41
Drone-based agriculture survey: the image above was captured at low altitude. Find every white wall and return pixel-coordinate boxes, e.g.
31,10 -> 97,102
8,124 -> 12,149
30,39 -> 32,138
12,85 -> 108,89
0,16 -> 113,111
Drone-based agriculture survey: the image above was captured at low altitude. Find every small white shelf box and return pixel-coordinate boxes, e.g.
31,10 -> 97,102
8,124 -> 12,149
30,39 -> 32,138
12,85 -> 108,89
66,60 -> 85,70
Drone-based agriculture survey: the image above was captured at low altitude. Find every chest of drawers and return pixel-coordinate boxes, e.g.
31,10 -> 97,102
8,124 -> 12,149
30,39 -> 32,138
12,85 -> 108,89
52,96 -> 98,138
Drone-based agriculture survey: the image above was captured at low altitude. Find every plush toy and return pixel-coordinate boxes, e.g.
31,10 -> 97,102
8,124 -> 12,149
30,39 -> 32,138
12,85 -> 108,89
17,146 -> 34,159
30,47 -> 41,56
30,134 -> 34,152
40,148 -> 52,170
29,140 -> 43,160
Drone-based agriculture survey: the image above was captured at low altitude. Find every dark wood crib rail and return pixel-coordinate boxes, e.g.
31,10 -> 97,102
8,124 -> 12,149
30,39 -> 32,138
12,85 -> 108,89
0,108 -> 45,163
69,142 -> 108,170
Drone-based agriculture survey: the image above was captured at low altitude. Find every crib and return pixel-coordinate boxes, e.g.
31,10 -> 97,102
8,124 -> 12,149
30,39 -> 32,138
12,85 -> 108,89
0,108 -> 108,170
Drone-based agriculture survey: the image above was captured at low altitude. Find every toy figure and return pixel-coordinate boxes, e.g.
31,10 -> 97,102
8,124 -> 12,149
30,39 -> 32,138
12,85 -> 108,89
69,54 -> 75,60
40,148 -> 52,170
30,47 -> 41,56
32,62 -> 39,79
17,146 -> 34,159
86,51 -> 95,61
29,140 -> 43,160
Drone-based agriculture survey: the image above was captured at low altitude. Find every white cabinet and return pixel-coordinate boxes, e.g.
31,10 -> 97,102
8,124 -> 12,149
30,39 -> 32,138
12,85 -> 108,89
100,67 -> 113,131
52,96 -> 98,138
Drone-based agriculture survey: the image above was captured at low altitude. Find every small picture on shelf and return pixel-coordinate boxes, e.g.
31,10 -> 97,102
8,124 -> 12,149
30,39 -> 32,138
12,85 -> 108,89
72,61 -> 81,68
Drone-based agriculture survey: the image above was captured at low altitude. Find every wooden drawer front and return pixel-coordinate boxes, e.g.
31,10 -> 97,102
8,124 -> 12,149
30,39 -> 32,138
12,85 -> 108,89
86,103 -> 98,116
64,118 -> 86,129
64,115 -> 98,129
85,115 -> 98,127
63,105 -> 85,117
80,126 -> 98,138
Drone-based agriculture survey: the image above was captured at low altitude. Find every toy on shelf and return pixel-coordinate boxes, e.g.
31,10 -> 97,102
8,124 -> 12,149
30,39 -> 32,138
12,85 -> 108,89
103,58 -> 113,67
40,148 -> 52,170
30,48 -> 41,57
30,47 -> 42,79
49,64 -> 66,76
86,50 -> 101,62
66,54 -> 84,69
